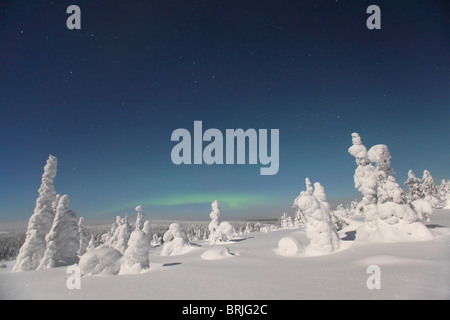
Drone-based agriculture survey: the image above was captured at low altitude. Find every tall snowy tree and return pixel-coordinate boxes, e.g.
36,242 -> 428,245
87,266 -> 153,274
38,195 -> 79,269
208,200 -> 221,241
367,144 -> 416,224
348,133 -> 378,230
293,178 -> 340,254
13,155 -> 58,272
404,170 -> 424,203
77,217 -> 89,256
113,215 -> 132,254
135,205 -> 145,231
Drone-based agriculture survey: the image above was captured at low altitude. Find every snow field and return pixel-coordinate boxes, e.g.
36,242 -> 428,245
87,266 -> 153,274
1,209 -> 449,300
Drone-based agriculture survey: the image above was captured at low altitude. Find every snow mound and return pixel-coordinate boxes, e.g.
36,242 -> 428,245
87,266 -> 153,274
118,262 -> 145,275
356,219 -> 434,242
200,246 -> 235,260
276,236 -> 304,256
79,247 -> 123,276
355,255 -> 433,266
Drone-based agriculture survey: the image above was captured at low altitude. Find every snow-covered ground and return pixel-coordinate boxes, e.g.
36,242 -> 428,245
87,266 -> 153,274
1,209 -> 449,300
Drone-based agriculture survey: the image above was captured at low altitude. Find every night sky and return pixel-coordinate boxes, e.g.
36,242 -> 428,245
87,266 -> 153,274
0,0 -> 449,223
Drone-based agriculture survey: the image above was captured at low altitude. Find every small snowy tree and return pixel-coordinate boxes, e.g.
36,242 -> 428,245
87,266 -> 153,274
86,235 -> 97,253
404,170 -> 424,203
113,215 -> 132,254
208,200 -> 221,241
143,220 -> 152,238
422,170 -> 440,208
38,195 -> 79,269
293,178 -> 340,254
210,221 -> 236,244
438,179 -> 450,209
120,229 -> 151,274
13,155 -> 58,272
280,212 -> 290,229
331,204 -> 349,231
161,223 -> 190,256
101,216 -> 121,245
77,217 -> 89,256
135,205 -> 145,231
151,233 -> 162,246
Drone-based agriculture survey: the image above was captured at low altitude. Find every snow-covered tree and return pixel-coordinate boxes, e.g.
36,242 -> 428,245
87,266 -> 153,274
135,205 -> 145,231
161,223 -> 190,256
331,204 -> 349,231
120,229 -> 151,274
210,221 -> 236,244
293,178 -> 340,254
77,217 -> 89,256
13,155 -> 58,272
113,215 -> 132,254
143,220 -> 152,238
367,144 -> 415,224
438,179 -> 450,209
86,235 -> 97,253
411,199 -> 433,222
404,170 -> 424,203
38,195 -> 79,269
101,216 -> 121,245
348,133 -> 378,230
280,212 -> 290,229
422,170 -> 440,208
208,200 -> 221,241
151,233 -> 162,246
347,133 -> 434,241
244,222 -> 253,234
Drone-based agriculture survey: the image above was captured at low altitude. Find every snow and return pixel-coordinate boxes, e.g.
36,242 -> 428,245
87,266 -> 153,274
78,247 -> 122,276
276,236 -> 304,256
1,209 -> 449,300
200,246 -> 235,260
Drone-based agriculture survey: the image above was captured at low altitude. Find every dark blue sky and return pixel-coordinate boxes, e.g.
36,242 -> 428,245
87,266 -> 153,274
0,0 -> 449,223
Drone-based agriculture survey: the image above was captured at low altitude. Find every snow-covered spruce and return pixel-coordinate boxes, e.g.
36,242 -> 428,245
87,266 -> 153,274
113,215 -> 132,254
292,178 -> 340,254
367,144 -> 416,224
210,221 -> 236,244
331,204 -> 349,231
135,205 -> 145,231
77,217 -> 89,256
13,155 -> 58,272
161,223 -> 190,256
422,170 -> 440,208
208,200 -> 221,242
38,195 -> 79,269
348,133 -> 434,242
280,212 -> 294,229
348,133 -> 378,231
119,229 -> 151,275
405,170 -> 424,203
143,220 -> 152,238
411,199 -> 433,222
438,179 -> 450,209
